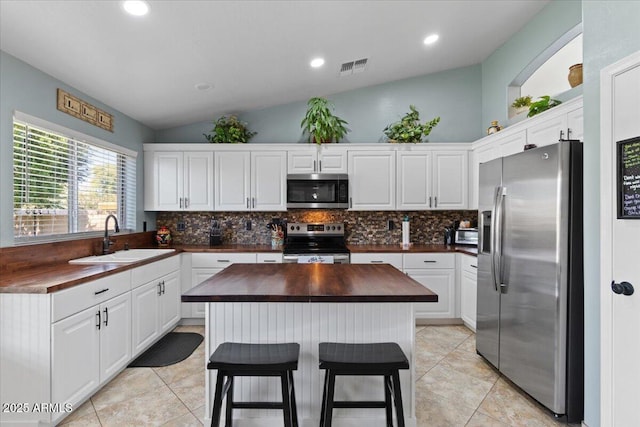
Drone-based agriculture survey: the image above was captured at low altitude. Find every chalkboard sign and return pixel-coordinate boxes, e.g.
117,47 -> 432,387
617,136 -> 640,219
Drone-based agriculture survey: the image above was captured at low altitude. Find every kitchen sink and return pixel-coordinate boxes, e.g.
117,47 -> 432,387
69,248 -> 176,264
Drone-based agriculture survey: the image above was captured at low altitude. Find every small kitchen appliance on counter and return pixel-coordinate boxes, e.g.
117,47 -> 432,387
454,228 -> 478,246
283,222 -> 350,264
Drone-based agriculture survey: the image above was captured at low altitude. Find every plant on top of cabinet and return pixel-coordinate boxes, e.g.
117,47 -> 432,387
511,95 -> 532,115
203,115 -> 257,143
527,95 -> 562,118
383,105 -> 440,143
300,97 -> 349,143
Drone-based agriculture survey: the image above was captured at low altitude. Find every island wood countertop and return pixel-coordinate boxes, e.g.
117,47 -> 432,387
182,263 -> 438,303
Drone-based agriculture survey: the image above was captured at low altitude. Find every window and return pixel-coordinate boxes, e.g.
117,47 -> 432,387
13,113 -> 136,242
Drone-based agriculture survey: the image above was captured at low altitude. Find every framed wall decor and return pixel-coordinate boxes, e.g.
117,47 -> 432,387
617,136 -> 640,219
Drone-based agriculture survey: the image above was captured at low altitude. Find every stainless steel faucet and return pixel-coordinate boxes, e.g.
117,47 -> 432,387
103,214 -> 120,255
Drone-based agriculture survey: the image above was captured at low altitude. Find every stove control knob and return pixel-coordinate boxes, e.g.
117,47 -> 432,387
296,226 -> 300,230
290,226 -> 294,231
337,225 -> 341,230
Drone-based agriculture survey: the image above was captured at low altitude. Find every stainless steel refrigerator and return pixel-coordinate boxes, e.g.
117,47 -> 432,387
477,141 -> 583,423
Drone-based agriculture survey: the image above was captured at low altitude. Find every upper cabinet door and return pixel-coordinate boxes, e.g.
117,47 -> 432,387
348,151 -> 396,210
319,149 -> 348,173
251,151 -> 287,211
397,151 -> 431,210
152,152 -> 183,211
287,149 -> 317,173
566,107 -> 583,142
526,113 -> 568,149
432,151 -> 468,210
183,152 -> 214,211
215,152 -> 251,211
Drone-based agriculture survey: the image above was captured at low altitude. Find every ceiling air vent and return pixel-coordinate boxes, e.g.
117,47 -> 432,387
340,58 -> 368,76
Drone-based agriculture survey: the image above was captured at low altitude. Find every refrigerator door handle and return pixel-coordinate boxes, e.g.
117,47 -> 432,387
496,186 -> 507,293
490,186 -> 500,292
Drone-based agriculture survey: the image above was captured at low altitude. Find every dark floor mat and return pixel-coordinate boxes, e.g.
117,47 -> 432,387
128,332 -> 204,367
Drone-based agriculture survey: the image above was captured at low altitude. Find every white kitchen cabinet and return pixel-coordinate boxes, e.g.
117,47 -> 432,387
144,151 -> 214,211
403,253 -> 456,320
459,254 -> 478,331
566,107 -> 583,141
215,151 -> 286,211
51,287 -> 131,417
498,130 -> 528,158
131,257 -> 181,356
188,252 -> 258,318
257,253 -> 283,263
348,150 -> 396,210
526,113 -> 568,149
396,151 -> 431,210
287,147 -> 347,173
432,150 -> 468,209
350,252 -> 403,271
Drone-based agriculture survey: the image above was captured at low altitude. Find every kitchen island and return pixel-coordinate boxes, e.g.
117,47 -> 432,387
182,263 -> 437,427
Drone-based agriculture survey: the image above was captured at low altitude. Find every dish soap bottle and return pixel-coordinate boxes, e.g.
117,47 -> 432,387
402,216 -> 410,248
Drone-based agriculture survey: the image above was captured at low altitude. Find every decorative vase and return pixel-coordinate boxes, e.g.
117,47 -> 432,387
568,63 -> 583,88
487,121 -> 502,135
156,226 -> 172,247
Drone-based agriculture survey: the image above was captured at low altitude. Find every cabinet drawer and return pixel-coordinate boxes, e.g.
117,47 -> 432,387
403,253 -> 455,269
52,271 -> 130,322
131,256 -> 181,289
191,252 -> 256,268
350,253 -> 403,271
256,253 -> 282,263
460,254 -> 478,274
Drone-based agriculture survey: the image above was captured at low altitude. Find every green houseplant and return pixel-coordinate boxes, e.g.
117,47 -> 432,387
203,115 -> 257,143
511,95 -> 532,109
300,97 -> 349,143
383,105 -> 440,143
527,96 -> 562,118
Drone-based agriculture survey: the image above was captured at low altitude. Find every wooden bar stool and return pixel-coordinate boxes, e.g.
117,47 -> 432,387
318,342 -> 409,427
207,342 -> 300,427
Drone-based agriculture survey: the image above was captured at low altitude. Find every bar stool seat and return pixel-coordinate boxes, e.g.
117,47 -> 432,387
319,342 -> 409,427
208,342 -> 300,427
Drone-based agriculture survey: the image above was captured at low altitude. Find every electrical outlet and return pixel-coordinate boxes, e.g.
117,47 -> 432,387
177,222 -> 186,231
387,220 -> 395,231
245,220 -> 252,231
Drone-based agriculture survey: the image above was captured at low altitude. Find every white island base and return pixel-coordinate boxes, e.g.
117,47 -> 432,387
203,302 -> 417,427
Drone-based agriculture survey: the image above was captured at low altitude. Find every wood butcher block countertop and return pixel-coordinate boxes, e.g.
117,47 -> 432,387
182,263 -> 438,303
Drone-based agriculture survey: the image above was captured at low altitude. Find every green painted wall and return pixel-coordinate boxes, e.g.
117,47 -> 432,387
481,0 -> 582,128
154,64 -> 483,143
582,2 -> 640,426
0,51 -> 156,247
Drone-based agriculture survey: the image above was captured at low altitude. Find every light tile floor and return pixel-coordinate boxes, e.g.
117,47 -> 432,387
59,325 -> 576,427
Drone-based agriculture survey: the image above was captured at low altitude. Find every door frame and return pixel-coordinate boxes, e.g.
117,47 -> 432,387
599,49 -> 640,426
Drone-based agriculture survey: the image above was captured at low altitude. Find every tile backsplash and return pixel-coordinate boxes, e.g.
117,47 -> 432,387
156,210 -> 477,246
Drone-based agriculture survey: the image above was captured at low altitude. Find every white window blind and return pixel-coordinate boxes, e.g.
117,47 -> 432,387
13,117 -> 136,242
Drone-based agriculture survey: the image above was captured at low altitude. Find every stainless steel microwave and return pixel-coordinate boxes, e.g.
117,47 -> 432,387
286,174 -> 349,209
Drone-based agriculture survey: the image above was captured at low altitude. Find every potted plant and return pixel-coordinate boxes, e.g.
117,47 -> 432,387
300,97 -> 349,143
527,96 -> 562,118
383,105 -> 440,143
511,95 -> 532,115
203,115 -> 257,143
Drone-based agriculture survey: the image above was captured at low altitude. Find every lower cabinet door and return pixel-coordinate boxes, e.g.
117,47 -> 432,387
191,268 -> 223,318
407,269 -> 456,319
52,306 -> 100,406
159,271 -> 181,333
100,293 -> 132,382
460,270 -> 478,331
132,280 -> 160,356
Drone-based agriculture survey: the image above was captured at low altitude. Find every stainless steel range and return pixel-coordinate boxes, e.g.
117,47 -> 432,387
282,222 -> 350,264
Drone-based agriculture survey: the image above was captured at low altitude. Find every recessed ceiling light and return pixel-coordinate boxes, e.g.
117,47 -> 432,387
123,1 -> 149,16
423,34 -> 439,45
310,58 -> 325,68
195,83 -> 213,91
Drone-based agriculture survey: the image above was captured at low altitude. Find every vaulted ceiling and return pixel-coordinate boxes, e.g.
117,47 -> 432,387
0,1 -> 549,130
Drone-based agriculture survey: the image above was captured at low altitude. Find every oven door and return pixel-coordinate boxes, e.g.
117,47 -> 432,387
286,174 -> 349,208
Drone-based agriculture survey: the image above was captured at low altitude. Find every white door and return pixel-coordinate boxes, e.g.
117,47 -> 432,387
348,151 -> 396,210
251,151 -> 287,211
526,113 -> 568,148
100,292 -> 131,382
191,268 -> 222,318
406,269 -> 455,319
131,280 -> 160,356
159,271 -> 181,333
566,107 -> 584,142
396,151 -> 431,210
154,151 -> 183,211
51,306 -> 100,406
319,149 -> 348,173
287,149 -> 317,173
215,151 -> 250,211
183,151 -> 214,211
600,52 -> 640,427
432,151 -> 468,209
